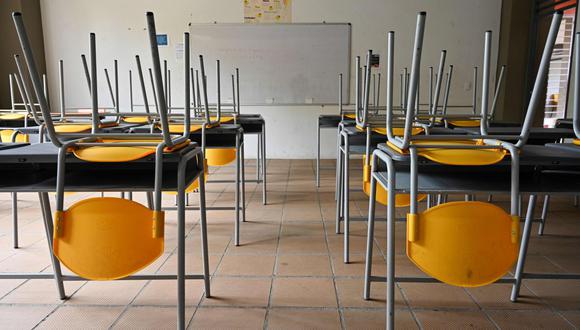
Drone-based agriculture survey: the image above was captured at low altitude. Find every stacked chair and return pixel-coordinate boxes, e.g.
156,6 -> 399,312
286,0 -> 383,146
359,11 -> 580,329
8,11 -> 210,329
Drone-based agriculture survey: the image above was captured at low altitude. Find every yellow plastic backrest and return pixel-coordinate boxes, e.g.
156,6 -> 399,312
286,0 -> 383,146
407,201 -> 519,287
344,114 -> 356,119
123,116 -> 150,124
573,139 -> 579,146
167,124 -> 203,134
355,126 -> 424,137
55,124 -> 93,134
0,130 -> 29,143
0,113 -> 26,120
73,139 -> 190,162
447,119 -> 481,127
361,156 -> 426,207
53,197 -> 164,280
206,148 -> 237,166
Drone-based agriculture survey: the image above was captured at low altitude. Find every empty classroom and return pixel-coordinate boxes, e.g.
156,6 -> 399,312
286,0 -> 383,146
0,0 -> 579,329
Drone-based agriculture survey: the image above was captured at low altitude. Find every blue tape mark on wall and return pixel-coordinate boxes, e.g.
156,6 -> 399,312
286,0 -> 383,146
157,34 -> 168,46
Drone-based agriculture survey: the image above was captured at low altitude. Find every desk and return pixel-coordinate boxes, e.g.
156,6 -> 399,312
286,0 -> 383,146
456,127 -> 575,145
0,142 -> 208,329
367,143 -> 580,328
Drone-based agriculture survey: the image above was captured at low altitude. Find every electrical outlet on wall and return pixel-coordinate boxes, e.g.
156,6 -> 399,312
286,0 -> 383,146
464,81 -> 472,92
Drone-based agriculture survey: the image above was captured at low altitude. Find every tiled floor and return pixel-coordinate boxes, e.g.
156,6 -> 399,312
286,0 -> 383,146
0,159 -> 579,329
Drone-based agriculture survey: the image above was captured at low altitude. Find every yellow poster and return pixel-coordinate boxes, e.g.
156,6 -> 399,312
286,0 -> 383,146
244,0 -> 292,23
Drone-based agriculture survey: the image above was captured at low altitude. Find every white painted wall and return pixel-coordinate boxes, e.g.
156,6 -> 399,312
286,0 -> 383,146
40,0 -> 502,158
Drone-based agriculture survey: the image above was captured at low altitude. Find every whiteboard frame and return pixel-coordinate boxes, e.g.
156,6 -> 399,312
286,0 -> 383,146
188,22 -> 352,106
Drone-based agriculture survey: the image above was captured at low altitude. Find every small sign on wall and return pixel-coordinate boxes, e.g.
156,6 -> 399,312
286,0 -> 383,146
156,34 -> 168,46
244,0 -> 292,23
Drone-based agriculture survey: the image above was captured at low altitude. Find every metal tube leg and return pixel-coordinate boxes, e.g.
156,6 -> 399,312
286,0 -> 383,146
262,123 -> 267,205
511,194 -> 537,302
38,192 -> 66,300
316,120 -> 321,187
538,195 -> 550,235
574,195 -> 579,207
12,192 -> 18,249
385,159 -> 396,330
127,191 -> 133,201
256,133 -> 260,182
146,191 -> 154,209
235,140 -> 241,246
363,173 -> 377,300
335,138 -> 344,234
177,170 -> 186,330
343,135 -> 350,263
197,166 -> 211,297
241,138 -> 246,223
335,126 -> 341,201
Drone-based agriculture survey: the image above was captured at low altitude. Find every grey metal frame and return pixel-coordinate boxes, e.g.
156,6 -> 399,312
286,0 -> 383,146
361,11 -> 564,330
11,11 -> 210,330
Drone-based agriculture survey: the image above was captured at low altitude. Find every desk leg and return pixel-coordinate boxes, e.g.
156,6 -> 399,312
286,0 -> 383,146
256,132 -> 261,183
198,166 -> 211,297
335,136 -> 344,235
177,159 -> 187,330
385,159 -> 396,330
12,192 -> 18,249
364,172 -> 377,300
38,192 -> 66,300
262,123 -> 267,205
235,136 -> 241,246
343,135 -> 350,264
511,194 -> 537,302
335,126 -> 341,201
241,137 -> 246,223
316,121 -> 321,188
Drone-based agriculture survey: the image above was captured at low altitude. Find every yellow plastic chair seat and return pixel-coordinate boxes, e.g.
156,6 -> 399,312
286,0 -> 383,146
123,116 -> 150,124
356,126 -> 424,137
344,114 -> 356,119
53,197 -> 164,280
573,139 -> 579,146
407,201 -> 519,287
206,148 -> 237,166
447,119 -> 481,127
362,156 -> 426,207
73,139 -> 190,162
0,113 -> 26,120
0,130 -> 29,143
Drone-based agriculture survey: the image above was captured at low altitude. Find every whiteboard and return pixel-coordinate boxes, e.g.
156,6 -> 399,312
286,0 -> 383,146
189,23 -> 351,105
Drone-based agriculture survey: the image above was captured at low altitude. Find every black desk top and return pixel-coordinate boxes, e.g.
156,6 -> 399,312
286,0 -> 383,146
0,143 -> 202,192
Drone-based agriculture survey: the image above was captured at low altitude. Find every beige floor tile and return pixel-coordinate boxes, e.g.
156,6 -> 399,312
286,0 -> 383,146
488,310 -> 574,329
525,280 -> 580,310
267,308 -> 341,329
217,254 -> 275,276
2,279 -> 85,304
400,283 -> 478,309
414,310 -> 495,329
336,278 -> 406,308
132,279 -> 206,306
276,255 -> 332,276
189,307 -> 265,329
467,283 -> 546,310
280,222 -> 325,237
278,236 -> 328,254
65,280 -> 146,305
561,310 -> 580,327
113,306 -> 195,330
0,304 -> 56,330
201,278 -> 271,307
343,308 -> 418,330
226,235 -> 279,255
38,305 -> 124,329
157,253 -> 220,275
271,278 -> 337,307
330,253 -> 386,277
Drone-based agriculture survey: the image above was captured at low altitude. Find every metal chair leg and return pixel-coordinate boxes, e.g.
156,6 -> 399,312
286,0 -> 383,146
363,173 -> 377,300
234,138 -> 241,246
511,194 -> 537,302
537,194 -> 550,236
197,166 -> 211,297
38,192 -> 66,300
316,120 -> 321,187
335,137 -> 344,235
241,139 -> 246,223
343,134 -> 350,263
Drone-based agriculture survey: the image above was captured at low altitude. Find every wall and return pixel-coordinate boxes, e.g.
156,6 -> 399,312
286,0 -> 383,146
0,0 -> 45,109
39,0 -> 502,158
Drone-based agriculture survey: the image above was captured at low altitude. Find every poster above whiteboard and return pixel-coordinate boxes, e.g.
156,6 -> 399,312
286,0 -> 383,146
244,0 -> 292,23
